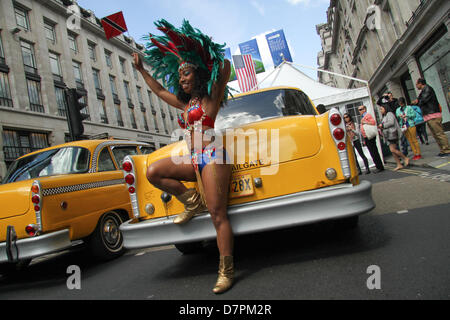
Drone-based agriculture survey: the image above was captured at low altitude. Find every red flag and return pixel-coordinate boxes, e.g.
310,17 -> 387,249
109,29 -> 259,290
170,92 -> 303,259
101,11 -> 128,40
232,54 -> 258,93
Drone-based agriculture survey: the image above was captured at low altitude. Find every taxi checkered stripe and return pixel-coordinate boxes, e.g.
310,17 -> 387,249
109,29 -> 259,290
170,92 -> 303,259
42,179 -> 125,196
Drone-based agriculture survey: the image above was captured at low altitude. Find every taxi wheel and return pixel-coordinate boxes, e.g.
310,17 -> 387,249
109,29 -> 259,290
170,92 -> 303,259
335,215 -> 359,230
0,259 -> 31,276
88,211 -> 125,261
175,241 -> 204,254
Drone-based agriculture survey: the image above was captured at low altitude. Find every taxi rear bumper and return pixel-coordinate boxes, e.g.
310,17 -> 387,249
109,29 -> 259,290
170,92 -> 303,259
120,180 -> 374,249
0,229 -> 72,264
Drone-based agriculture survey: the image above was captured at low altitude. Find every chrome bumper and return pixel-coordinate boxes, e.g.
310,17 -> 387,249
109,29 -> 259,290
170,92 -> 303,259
0,229 -> 72,264
120,180 -> 374,250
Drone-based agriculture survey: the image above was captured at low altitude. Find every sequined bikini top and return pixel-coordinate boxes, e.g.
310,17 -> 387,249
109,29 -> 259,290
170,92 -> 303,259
178,98 -> 215,130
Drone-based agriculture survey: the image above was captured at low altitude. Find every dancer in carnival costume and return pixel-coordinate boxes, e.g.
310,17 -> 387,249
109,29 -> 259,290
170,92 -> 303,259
132,19 -> 233,294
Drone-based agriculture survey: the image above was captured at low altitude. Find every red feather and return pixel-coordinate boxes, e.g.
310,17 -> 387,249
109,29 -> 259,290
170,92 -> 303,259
150,36 -> 180,59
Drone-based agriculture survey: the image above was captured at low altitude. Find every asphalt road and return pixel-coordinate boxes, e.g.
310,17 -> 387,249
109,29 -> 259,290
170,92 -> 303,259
0,165 -> 449,301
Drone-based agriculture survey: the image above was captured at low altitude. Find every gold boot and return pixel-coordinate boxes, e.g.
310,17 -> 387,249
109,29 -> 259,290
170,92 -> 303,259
213,256 -> 234,294
173,188 -> 206,224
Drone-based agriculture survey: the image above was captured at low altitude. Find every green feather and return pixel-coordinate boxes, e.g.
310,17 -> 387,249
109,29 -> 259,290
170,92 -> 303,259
142,19 -> 232,102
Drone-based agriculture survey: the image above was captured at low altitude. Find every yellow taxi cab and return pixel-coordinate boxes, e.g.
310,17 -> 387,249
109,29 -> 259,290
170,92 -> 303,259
0,139 -> 153,271
119,87 -> 375,253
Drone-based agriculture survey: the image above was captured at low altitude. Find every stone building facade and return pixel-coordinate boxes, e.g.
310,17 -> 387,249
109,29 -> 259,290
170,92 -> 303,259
0,0 -> 181,179
316,0 -> 449,129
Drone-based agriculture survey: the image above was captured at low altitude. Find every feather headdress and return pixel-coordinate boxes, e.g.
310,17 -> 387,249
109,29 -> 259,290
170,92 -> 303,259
143,19 -> 231,101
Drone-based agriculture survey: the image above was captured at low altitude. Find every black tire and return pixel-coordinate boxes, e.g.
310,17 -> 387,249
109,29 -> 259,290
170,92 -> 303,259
175,241 -> 204,254
334,215 -> 359,230
0,259 -> 32,276
87,211 -> 125,261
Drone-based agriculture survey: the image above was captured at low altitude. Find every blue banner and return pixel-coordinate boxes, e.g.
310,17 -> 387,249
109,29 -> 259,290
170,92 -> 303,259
238,39 -> 265,74
265,30 -> 292,67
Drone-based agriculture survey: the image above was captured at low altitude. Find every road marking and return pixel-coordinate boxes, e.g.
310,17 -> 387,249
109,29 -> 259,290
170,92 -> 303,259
385,164 -> 450,182
436,162 -> 450,169
128,245 -> 175,256
397,210 -> 409,215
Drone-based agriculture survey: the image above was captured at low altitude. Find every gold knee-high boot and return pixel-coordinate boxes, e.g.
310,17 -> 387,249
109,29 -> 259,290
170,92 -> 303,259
213,256 -> 234,294
173,188 -> 206,224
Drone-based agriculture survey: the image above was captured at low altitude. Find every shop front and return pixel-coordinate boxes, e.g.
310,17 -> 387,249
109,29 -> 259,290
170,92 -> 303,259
417,25 -> 450,130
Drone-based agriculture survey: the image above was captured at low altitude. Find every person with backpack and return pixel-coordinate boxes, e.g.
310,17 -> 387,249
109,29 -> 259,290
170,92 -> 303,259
411,104 -> 429,145
396,97 -> 422,161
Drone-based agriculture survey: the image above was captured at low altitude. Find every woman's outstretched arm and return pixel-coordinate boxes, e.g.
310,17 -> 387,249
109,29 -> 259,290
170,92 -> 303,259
210,59 -> 231,108
132,53 -> 185,110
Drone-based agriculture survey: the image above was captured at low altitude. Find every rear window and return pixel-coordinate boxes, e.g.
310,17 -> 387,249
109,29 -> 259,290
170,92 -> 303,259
216,88 -> 317,130
111,146 -> 139,167
3,147 -> 90,184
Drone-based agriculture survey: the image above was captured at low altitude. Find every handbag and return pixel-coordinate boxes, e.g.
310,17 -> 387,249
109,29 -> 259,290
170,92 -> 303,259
363,124 -> 378,139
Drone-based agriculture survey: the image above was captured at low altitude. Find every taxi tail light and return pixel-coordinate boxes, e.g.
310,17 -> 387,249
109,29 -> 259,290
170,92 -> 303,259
25,224 -> 38,237
328,109 -> 351,178
30,180 -> 43,236
122,156 -> 141,219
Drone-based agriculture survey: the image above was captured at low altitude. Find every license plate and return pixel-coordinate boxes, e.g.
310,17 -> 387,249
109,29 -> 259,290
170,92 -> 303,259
230,174 -> 254,198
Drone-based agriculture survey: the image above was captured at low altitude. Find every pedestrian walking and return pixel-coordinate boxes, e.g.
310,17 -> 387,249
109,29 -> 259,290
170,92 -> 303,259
344,113 -> 370,174
379,92 -> 408,155
411,104 -> 429,145
379,105 -> 410,171
396,97 -> 422,160
412,78 -> 450,157
358,105 -> 384,173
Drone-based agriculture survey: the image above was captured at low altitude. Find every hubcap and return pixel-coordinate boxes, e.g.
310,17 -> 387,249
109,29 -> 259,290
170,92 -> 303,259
102,216 -> 121,248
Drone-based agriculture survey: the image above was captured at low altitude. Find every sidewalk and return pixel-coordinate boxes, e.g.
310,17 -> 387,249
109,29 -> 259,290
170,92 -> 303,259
383,131 -> 450,172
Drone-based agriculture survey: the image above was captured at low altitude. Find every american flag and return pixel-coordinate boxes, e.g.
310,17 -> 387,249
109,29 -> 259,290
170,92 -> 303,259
232,54 -> 258,93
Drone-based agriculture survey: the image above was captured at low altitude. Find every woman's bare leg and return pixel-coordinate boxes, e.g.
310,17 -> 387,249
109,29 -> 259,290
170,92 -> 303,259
201,162 -> 233,256
146,155 -> 197,196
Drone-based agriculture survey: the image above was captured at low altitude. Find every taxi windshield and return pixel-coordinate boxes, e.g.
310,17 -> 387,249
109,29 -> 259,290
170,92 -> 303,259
215,88 -> 317,130
3,147 -> 90,184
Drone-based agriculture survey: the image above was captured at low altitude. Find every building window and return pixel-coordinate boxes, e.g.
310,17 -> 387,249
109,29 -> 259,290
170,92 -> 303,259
0,32 -> 6,65
109,75 -> 119,101
88,42 -> 97,61
123,81 -> 133,107
72,61 -> 84,88
15,6 -> 30,31
0,72 -> 13,107
44,20 -> 56,44
158,100 -> 169,134
2,130 -> 49,166
91,69 -> 104,101
80,97 -> 90,121
136,86 -> 144,109
119,57 -> 126,74
129,108 -> 137,129
98,99 -> 108,124
55,86 -> 67,117
147,90 -> 159,132
105,50 -> 112,68
20,40 -> 38,75
114,104 -> 124,127
141,108 -> 149,131
133,66 -> 139,80
68,32 -> 78,53
49,51 -> 63,82
26,79 -> 44,113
